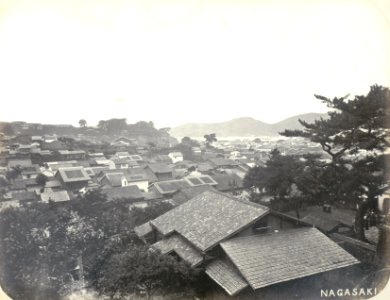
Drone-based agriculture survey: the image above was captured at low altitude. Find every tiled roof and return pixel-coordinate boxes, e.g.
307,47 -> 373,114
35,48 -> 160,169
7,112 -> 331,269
10,180 -> 26,190
150,190 -> 269,251
45,180 -> 62,188
129,154 -> 143,161
220,227 -> 359,290
111,157 -> 130,164
21,164 -> 40,174
147,163 -> 172,174
211,173 -> 243,191
208,157 -> 238,167
151,234 -> 203,267
22,178 -> 40,186
152,179 -> 192,195
104,173 -> 125,187
154,155 -> 172,163
298,206 -> 356,232
141,191 -> 164,201
127,167 -> 155,178
171,185 -> 214,205
197,163 -> 214,172
102,185 -> 144,201
58,150 -> 86,155
301,215 -> 340,232
12,191 -> 37,201
57,167 -> 90,183
8,159 -> 32,168
40,190 -> 70,203
124,172 -> 149,182
134,222 -> 153,238
206,259 -> 249,296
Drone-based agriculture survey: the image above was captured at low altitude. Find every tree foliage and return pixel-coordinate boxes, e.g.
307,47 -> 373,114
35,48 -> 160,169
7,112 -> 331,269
244,85 -> 389,239
94,244 -> 198,299
204,133 -> 217,146
0,190 -> 174,299
35,173 -> 48,186
282,85 -> 389,160
5,166 -> 22,183
280,85 -> 389,238
78,119 -> 87,128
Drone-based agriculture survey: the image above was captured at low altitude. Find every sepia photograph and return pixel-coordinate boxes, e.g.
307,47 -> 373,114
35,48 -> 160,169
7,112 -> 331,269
0,0 -> 389,299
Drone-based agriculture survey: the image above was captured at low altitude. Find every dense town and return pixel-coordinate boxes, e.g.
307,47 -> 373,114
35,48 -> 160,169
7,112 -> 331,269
0,86 -> 389,300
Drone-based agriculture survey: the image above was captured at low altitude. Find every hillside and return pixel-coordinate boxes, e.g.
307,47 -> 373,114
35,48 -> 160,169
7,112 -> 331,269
169,113 -> 327,138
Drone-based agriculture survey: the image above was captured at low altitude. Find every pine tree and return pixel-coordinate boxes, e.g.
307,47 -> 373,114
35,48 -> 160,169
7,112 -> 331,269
281,84 -> 390,239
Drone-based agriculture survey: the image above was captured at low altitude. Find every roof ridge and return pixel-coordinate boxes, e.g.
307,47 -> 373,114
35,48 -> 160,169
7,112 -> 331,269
220,227 -> 316,245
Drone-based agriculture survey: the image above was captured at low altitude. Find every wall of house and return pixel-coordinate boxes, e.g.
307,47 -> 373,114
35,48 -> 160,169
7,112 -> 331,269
156,172 -> 173,181
65,181 -> 89,191
121,177 -> 128,187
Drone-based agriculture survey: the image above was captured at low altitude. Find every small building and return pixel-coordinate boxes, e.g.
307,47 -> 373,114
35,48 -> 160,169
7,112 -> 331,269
58,150 -> 86,161
40,190 -> 71,204
55,167 -> 91,191
102,185 -> 144,202
208,157 -> 238,170
145,164 -> 173,182
206,228 -> 359,296
7,158 -> 33,168
12,191 -> 38,203
289,205 -> 356,234
100,172 -> 128,188
136,190 -> 360,297
21,165 -> 40,179
211,173 -> 244,192
98,169 -> 151,191
9,180 -> 27,193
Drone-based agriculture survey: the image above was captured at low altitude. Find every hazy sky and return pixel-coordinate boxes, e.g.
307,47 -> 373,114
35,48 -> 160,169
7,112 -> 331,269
0,0 -> 389,128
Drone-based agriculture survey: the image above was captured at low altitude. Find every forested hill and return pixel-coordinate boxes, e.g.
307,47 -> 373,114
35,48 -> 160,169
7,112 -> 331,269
0,119 -> 171,140
169,113 -> 328,138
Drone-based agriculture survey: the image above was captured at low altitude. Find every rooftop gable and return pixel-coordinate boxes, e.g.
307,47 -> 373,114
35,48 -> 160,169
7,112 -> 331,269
206,259 -> 248,296
103,173 -> 125,187
220,227 -> 359,290
150,190 -> 269,252
151,234 -> 203,267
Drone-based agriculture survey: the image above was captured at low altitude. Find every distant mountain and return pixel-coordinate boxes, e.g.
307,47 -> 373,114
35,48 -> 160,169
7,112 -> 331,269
169,113 -> 328,138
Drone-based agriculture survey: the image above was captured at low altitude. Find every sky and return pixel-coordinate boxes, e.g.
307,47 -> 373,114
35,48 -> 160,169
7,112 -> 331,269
0,0 -> 389,128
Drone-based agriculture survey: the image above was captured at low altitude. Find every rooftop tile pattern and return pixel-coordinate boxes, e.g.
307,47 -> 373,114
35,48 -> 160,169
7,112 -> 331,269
134,222 -> 153,238
103,185 -> 143,201
147,163 -> 172,174
151,190 -> 269,251
220,227 -> 359,290
206,259 -> 249,296
153,179 -> 192,195
152,234 -> 203,267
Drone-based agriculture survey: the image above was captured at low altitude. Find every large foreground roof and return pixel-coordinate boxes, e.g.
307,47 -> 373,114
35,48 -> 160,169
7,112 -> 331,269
150,190 -> 269,251
220,227 -> 359,290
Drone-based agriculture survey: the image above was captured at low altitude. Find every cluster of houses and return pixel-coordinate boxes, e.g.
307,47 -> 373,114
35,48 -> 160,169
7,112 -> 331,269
0,133 -> 260,211
0,130 -> 387,298
135,190 -> 362,297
